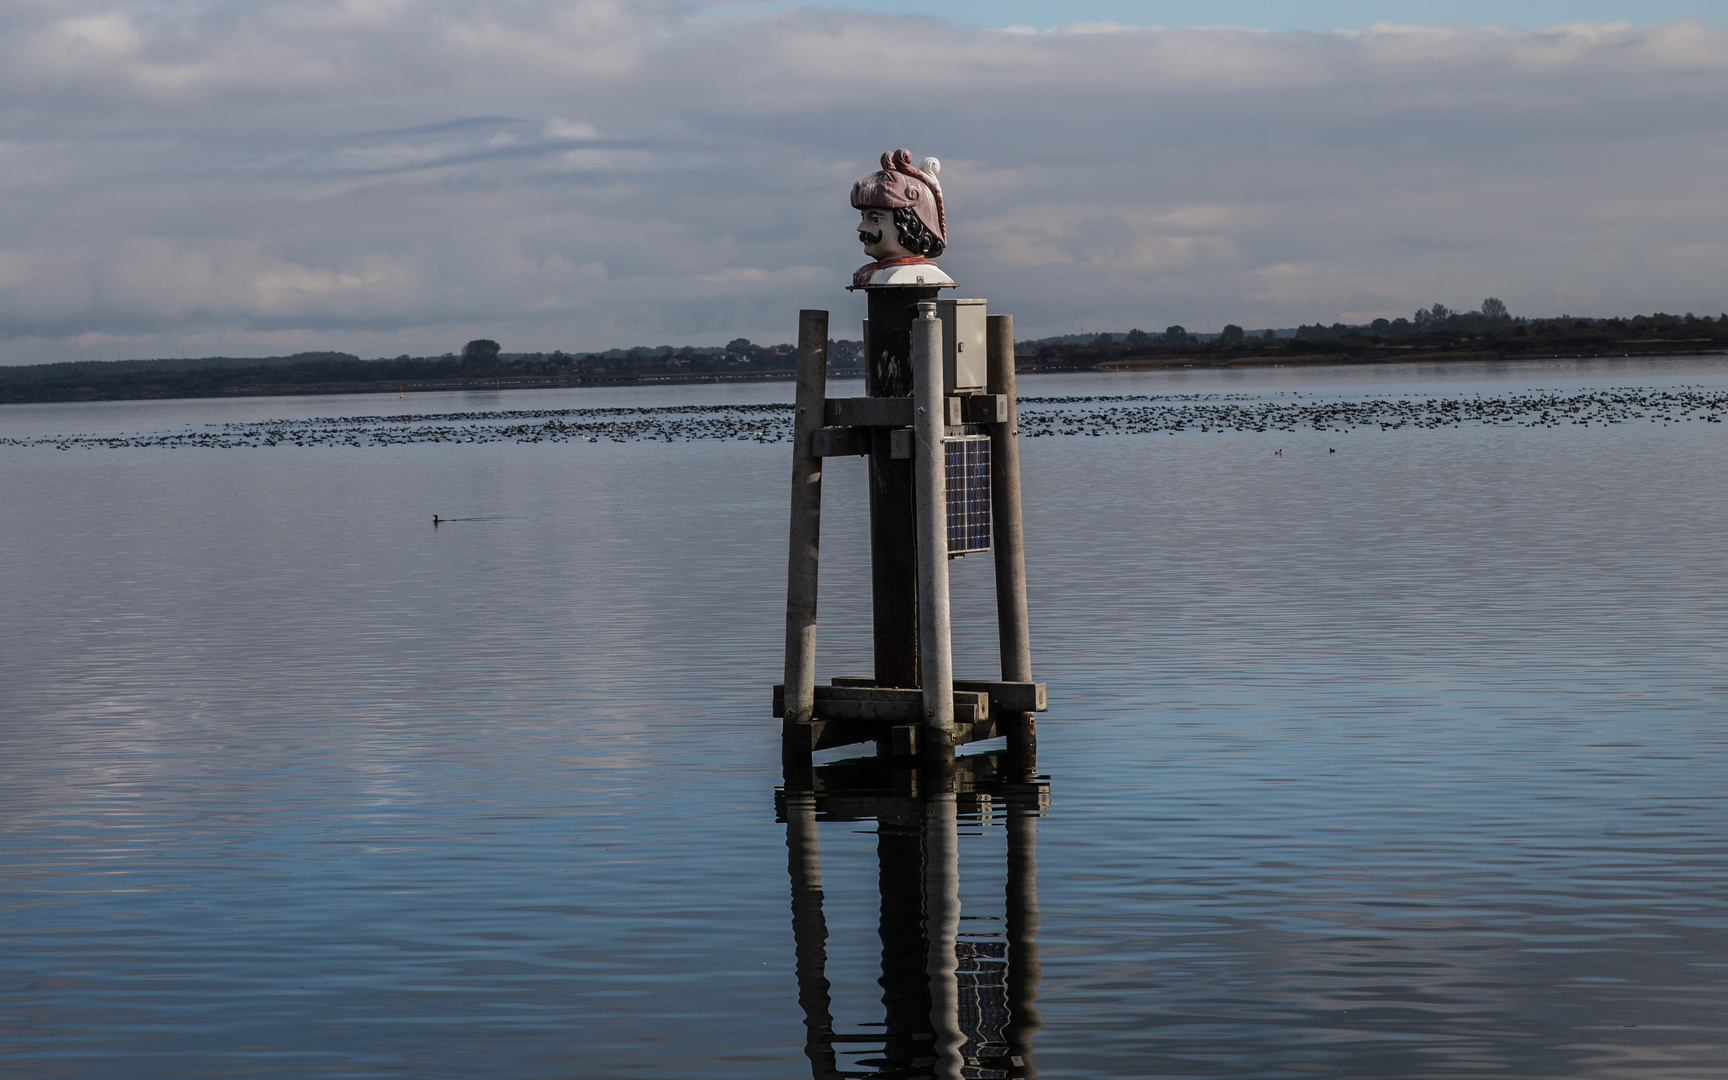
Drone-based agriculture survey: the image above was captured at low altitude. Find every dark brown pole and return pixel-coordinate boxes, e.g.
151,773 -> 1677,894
784,310 -> 828,729
987,314 -> 1035,758
866,286 -> 941,688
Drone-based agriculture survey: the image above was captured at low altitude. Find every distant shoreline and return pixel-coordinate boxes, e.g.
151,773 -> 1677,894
4,343 -> 1726,407
206,368 -> 810,399
1077,346 -> 1728,373
0,366 -> 824,406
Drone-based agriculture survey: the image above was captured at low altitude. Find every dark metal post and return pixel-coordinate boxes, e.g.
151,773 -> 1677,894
987,314 -> 1035,758
784,310 -> 828,731
866,286 -> 942,688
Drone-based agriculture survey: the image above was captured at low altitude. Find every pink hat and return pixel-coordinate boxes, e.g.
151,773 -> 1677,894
850,149 -> 945,246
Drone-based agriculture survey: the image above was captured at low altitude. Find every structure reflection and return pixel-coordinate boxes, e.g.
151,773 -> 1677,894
778,751 -> 1048,1079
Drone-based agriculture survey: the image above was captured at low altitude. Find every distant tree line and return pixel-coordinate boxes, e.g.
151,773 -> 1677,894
7,302 -> 1727,405
0,337 -> 866,404
1024,301 -> 1728,371
1032,301 -> 1728,356
1287,300 -> 1726,341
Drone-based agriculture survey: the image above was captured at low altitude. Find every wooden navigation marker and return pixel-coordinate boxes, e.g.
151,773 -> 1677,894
777,304 -> 1049,763
778,148 -> 1047,766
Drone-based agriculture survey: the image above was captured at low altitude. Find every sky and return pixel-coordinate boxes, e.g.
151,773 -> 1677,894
1,1 -> 1726,363
797,1 -> 1728,32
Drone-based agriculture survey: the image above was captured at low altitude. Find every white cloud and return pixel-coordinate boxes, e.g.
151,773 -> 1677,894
544,118 -> 602,140
0,3 -> 1725,362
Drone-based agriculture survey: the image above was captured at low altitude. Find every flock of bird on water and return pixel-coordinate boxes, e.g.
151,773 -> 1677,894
7,388 -> 1725,451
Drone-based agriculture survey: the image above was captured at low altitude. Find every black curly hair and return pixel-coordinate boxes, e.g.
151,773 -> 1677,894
893,206 -> 945,259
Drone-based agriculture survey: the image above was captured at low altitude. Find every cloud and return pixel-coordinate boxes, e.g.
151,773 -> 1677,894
0,3 -> 1725,361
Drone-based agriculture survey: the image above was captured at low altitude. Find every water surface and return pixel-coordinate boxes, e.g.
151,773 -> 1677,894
2,357 -> 1725,1078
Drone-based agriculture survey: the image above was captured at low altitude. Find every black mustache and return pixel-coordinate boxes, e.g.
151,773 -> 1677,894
859,230 -> 883,245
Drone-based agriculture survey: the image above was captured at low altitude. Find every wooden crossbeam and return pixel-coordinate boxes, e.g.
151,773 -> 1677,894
829,676 -> 1047,713
775,748 -> 1051,820
775,677 -> 1047,756
823,395 -> 1004,429
773,683 -> 989,722
810,426 -> 871,457
781,713 -> 1005,754
955,679 -> 1046,712
824,396 -> 913,427
815,404 -> 998,461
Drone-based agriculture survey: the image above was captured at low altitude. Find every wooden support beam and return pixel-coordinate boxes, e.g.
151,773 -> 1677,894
821,395 -> 983,429
774,684 -> 988,723
818,685 -> 981,705
880,714 -> 999,757
912,302 -> 956,757
782,309 -> 828,733
863,286 -> 937,692
825,396 -> 914,428
831,676 -> 1046,713
810,426 -> 871,458
958,712 -> 998,746
785,718 -> 881,753
787,716 -> 982,754
988,313 -> 1037,761
987,314 -> 1032,685
952,680 -> 1048,713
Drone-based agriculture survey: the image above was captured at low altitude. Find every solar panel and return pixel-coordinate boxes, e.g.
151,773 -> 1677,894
944,435 -> 992,556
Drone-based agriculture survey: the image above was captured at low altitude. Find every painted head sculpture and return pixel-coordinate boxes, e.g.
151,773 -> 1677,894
851,149 -> 954,288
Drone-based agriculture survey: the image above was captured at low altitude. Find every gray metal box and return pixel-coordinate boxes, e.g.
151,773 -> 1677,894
938,298 -> 988,392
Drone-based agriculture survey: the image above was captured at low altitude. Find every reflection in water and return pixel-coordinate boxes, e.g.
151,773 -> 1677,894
779,753 -> 1048,1079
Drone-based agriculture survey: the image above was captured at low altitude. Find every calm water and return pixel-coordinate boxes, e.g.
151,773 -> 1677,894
2,358 -> 1726,1078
